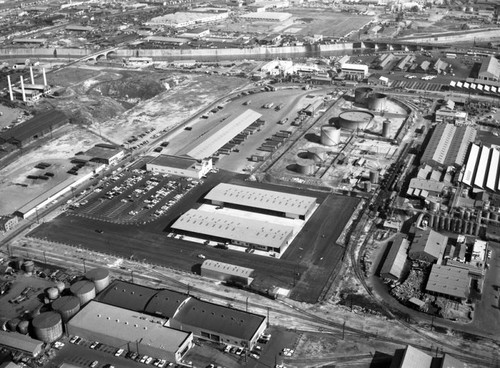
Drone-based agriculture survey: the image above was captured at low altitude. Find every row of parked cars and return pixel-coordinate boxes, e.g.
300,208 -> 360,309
70,336 -> 173,368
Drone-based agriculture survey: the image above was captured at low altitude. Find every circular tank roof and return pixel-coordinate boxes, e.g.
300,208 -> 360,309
85,268 -> 109,281
70,280 -> 95,294
339,110 -> 374,123
32,312 -> 61,329
52,295 -> 80,311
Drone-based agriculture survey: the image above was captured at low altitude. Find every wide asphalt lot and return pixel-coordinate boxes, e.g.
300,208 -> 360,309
29,170 -> 359,303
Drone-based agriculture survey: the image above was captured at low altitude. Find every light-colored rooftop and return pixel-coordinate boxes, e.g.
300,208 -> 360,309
201,259 -> 254,278
426,264 -> 470,300
205,183 -> 316,217
68,301 -> 191,353
180,109 -> 262,160
240,11 -> 292,21
171,209 -> 294,250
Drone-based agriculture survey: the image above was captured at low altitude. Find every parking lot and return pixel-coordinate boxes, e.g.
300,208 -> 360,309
49,335 -> 180,368
70,168 -> 199,224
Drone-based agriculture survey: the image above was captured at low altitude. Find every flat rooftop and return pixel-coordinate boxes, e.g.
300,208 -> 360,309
205,183 -> 316,217
171,208 -> 294,249
148,155 -> 198,170
426,265 -> 470,300
68,301 -> 191,352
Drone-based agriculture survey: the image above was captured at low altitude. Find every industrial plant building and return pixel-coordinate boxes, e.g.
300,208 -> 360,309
178,109 -> 262,160
147,11 -> 229,28
390,345 -> 467,368
171,209 -> 294,253
67,301 -> 193,362
96,280 -> 267,349
478,56 -> 500,82
420,124 -> 476,169
240,11 -> 292,22
201,260 -> 254,286
205,183 -> 316,220
409,228 -> 447,263
0,331 -> 43,357
425,265 -> 470,301
461,144 -> 500,192
146,155 -> 212,179
380,234 -> 409,281
340,63 -> 368,80
6,67 -> 51,103
73,144 -> 124,166
0,110 -> 69,148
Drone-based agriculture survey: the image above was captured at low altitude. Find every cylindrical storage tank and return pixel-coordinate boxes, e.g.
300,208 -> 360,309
70,280 -> 96,306
437,216 -> 443,230
7,318 -> 20,332
364,181 -> 372,192
444,217 -> 450,231
295,158 -> 316,175
11,257 -> 24,271
46,287 -> 59,300
382,119 -> 391,138
429,202 -> 440,212
429,214 -> 435,228
320,126 -> 341,146
367,92 -> 387,112
354,87 -> 373,105
306,147 -> 328,163
337,110 -> 374,131
22,260 -> 35,273
85,268 -> 110,293
32,312 -> 63,343
55,281 -> 65,294
17,320 -> 30,335
460,208 -> 466,219
475,223 -> 480,236
52,296 -> 80,323
369,170 -> 379,184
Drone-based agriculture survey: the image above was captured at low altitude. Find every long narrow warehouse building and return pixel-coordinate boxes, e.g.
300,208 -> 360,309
179,109 -> 262,160
461,143 -> 500,192
171,209 -> 294,253
205,183 -> 316,220
421,124 -> 476,168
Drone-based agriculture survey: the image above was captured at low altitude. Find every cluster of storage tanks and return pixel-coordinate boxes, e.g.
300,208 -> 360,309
6,267 -> 110,344
424,207 -> 500,236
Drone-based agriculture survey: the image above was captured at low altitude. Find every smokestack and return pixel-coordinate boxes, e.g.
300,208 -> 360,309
20,76 -> 26,102
7,75 -> 13,101
30,67 -> 34,85
42,68 -> 47,86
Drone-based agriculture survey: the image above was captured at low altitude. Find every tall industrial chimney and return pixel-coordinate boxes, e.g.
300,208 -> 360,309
7,75 -> 13,101
42,68 -> 47,86
30,67 -> 35,85
20,76 -> 26,102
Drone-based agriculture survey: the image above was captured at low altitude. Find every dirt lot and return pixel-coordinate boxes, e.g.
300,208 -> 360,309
286,9 -> 373,37
0,125 -> 100,216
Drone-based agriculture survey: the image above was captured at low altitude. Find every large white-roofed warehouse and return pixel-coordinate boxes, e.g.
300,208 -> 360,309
171,209 -> 294,253
67,300 -> 193,363
204,183 -> 316,220
178,109 -> 262,160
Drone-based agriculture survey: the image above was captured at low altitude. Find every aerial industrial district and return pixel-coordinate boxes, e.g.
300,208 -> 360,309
1,0 -> 500,368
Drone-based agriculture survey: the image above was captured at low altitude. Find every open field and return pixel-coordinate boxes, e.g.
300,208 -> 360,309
285,9 -> 373,37
28,174 -> 359,303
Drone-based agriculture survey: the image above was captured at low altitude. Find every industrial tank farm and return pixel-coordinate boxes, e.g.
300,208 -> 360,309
336,110 -> 375,131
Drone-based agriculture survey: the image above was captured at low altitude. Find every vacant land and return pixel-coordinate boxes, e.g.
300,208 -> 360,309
286,9 -> 373,37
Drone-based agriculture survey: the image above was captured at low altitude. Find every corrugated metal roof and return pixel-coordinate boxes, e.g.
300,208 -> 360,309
487,147 -> 499,191
201,259 -> 254,278
0,331 -> 43,356
205,183 -> 316,217
171,209 -> 293,250
174,298 -> 265,341
426,265 -> 469,299
410,228 -> 447,261
97,280 -> 157,312
380,234 -> 409,279
399,346 -> 433,368
474,146 -> 490,188
462,143 -> 480,187
144,290 -> 190,318
180,109 -> 262,160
